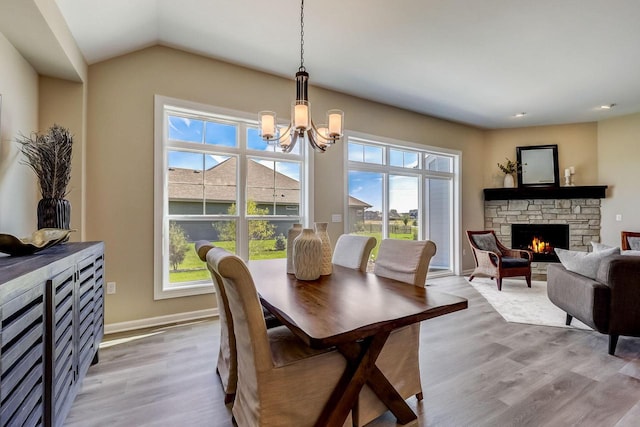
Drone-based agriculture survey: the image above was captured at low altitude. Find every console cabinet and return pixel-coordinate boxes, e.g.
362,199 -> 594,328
0,242 -> 104,427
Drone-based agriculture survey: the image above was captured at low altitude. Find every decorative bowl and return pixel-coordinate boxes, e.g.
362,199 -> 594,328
0,228 -> 75,256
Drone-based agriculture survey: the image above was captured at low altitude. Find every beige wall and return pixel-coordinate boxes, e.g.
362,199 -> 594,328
86,45 -> 485,324
0,32 -> 39,236
39,76 -> 86,240
597,112 -> 640,246
484,123 -> 599,188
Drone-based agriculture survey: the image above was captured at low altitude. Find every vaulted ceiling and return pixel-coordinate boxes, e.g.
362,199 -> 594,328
51,0 -> 640,128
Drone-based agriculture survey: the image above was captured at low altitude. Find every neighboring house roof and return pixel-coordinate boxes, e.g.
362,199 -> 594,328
168,157 -> 300,204
348,196 -> 372,209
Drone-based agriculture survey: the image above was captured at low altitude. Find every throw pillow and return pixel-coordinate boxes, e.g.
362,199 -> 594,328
627,236 -> 640,250
555,246 -> 620,279
472,233 -> 500,254
591,241 -> 616,252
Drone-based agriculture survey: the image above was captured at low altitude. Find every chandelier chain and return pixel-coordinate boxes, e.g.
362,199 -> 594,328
299,0 -> 305,71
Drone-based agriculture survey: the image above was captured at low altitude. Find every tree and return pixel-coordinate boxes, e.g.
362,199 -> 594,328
401,214 -> 411,226
169,223 -> 190,271
213,200 -> 276,242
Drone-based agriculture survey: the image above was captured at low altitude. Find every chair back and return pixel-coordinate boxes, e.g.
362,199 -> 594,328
332,234 -> 377,271
373,239 -> 436,287
195,241 -> 238,395
466,230 -> 502,254
207,248 -> 273,380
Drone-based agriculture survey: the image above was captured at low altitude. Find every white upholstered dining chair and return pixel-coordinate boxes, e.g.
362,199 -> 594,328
356,238 -> 437,425
206,246 -> 354,427
332,234 -> 377,271
195,241 -> 280,405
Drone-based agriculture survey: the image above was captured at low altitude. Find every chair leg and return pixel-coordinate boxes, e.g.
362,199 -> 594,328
496,277 -> 502,291
469,275 -> 475,282
525,274 -> 532,288
565,314 -> 573,326
416,392 -> 424,401
609,334 -> 619,356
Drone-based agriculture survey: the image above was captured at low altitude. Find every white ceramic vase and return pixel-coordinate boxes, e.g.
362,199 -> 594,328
286,223 -> 303,274
314,222 -> 332,275
503,173 -> 515,188
293,228 -> 322,280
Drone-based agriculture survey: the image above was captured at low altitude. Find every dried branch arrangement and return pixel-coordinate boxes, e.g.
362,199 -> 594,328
17,124 -> 73,199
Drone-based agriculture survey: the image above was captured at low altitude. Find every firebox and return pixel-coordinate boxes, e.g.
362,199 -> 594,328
511,224 -> 570,262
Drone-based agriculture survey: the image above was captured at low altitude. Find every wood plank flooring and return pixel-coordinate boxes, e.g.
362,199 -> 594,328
65,276 -> 640,426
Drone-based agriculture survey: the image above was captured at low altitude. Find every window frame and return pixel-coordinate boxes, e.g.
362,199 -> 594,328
344,131 -> 462,276
154,95 -> 313,300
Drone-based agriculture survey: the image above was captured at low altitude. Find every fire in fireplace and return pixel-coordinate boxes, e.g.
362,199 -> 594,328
511,224 -> 570,262
530,236 -> 554,254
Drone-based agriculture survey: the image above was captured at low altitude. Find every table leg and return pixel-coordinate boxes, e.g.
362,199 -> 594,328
314,332 -> 389,427
339,341 -> 417,425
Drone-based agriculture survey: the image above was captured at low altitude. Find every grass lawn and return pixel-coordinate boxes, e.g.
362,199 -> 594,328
352,231 -> 414,259
169,239 -> 285,283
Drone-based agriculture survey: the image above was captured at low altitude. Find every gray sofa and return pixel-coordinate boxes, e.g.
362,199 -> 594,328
547,255 -> 640,355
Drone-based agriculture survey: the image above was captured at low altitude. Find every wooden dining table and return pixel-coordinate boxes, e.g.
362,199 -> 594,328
248,259 -> 468,427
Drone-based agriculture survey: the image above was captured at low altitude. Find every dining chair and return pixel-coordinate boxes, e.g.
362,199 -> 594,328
206,246 -> 354,426
195,241 -> 280,405
332,234 -> 377,271
356,238 -> 437,425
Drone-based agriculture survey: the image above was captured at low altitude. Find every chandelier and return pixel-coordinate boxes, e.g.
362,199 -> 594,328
258,0 -> 344,153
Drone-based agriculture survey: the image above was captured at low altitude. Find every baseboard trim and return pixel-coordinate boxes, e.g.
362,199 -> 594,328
104,308 -> 219,335
462,268 -> 474,276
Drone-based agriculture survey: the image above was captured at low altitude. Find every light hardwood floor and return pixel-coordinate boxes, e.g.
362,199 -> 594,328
65,276 -> 640,426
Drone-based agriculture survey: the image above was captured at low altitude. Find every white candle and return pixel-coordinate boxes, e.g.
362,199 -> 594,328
565,168 -> 571,177
569,166 -> 575,174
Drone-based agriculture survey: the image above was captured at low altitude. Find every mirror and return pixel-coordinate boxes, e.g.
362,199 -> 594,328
516,144 -> 559,187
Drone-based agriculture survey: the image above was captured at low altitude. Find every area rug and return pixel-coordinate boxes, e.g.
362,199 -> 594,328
466,277 -> 591,330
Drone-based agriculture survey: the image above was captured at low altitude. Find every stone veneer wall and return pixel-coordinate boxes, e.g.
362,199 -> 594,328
484,198 -> 602,275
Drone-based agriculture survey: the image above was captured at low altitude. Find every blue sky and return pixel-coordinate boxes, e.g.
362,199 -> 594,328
349,171 -> 419,213
167,115 -> 300,181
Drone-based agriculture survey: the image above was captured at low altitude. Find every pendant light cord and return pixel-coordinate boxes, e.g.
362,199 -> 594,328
299,0 -> 305,72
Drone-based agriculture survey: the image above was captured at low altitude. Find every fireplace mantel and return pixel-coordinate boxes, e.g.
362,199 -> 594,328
484,185 -> 607,201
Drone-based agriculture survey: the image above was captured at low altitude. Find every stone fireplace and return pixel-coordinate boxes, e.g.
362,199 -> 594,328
483,188 -> 605,275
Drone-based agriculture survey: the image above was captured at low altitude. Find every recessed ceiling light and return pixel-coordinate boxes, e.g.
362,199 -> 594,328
600,104 -> 616,109
514,112 -> 526,117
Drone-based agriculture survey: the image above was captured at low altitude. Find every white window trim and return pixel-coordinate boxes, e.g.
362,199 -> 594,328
342,130 -> 462,276
153,95 -> 313,300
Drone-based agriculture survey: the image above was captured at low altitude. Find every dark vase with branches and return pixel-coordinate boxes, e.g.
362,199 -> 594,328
17,124 -> 73,230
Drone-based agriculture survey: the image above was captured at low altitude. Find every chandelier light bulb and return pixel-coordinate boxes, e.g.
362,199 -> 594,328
259,111 -> 277,140
293,101 -> 310,130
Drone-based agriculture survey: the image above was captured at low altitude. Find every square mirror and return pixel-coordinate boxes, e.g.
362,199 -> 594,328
516,144 -> 559,187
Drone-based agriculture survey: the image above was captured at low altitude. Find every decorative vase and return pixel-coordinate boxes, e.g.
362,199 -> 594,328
293,228 -> 322,280
314,222 -> 332,275
503,174 -> 515,188
37,198 -> 71,229
286,223 -> 303,274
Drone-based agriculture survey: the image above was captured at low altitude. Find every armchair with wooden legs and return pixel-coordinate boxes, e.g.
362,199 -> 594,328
466,230 -> 532,291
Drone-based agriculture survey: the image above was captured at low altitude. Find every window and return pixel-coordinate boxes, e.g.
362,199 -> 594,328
154,96 -> 309,299
346,134 -> 460,275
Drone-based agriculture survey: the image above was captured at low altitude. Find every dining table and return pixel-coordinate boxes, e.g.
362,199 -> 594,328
248,258 -> 468,427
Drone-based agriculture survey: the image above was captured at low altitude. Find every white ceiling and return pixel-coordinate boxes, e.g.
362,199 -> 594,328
54,0 -> 640,129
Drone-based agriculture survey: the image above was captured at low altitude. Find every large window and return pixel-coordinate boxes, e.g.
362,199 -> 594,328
346,134 -> 459,275
154,96 -> 309,299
